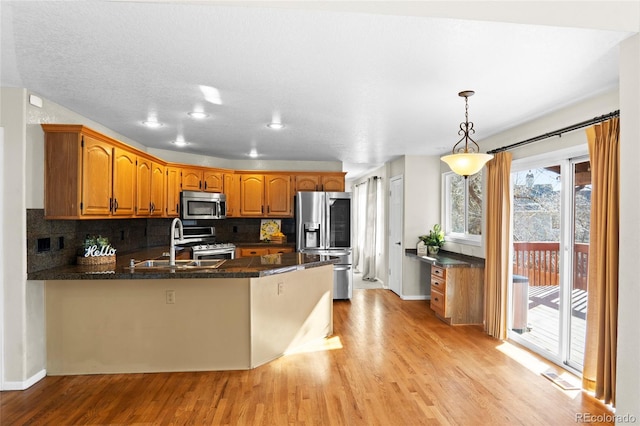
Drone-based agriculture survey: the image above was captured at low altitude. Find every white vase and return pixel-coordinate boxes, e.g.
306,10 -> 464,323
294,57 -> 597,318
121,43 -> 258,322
427,246 -> 439,255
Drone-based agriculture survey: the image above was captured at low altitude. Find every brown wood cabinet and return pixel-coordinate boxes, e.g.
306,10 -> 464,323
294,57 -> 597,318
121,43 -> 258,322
136,157 -> 152,216
239,174 -> 265,216
43,125 -> 138,219
320,175 -> 345,192
42,124 -> 345,220
136,158 -> 164,216
236,246 -> 294,258
150,162 -> 165,217
165,166 -> 181,217
238,174 -> 292,217
203,170 -> 224,193
112,148 -> 137,216
265,175 -> 292,217
223,173 -> 240,217
82,135 -> 114,216
182,167 -> 203,191
430,265 -> 484,325
294,173 -> 345,192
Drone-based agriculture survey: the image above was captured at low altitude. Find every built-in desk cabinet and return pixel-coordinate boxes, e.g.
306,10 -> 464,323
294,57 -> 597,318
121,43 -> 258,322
430,265 -> 484,325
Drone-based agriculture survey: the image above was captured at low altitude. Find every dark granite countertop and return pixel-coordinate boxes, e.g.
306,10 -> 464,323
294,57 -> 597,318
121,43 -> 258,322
28,247 -> 338,280
405,249 -> 485,268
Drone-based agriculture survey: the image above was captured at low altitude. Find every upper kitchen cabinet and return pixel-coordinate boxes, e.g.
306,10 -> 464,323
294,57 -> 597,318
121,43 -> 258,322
112,148 -> 137,216
319,174 -> 345,192
42,124 -> 137,219
223,173 -> 240,217
203,169 -> 224,193
294,173 -> 346,192
150,162 -> 165,217
182,167 -> 203,191
238,174 -> 292,217
265,175 -> 292,217
166,166 -> 181,217
136,157 -> 165,217
81,135 -> 114,216
239,174 -> 265,216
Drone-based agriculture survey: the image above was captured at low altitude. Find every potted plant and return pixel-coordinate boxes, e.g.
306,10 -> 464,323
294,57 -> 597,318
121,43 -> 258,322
419,224 -> 445,255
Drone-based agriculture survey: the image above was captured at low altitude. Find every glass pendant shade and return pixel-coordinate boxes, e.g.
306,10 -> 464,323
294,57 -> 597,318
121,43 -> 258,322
440,90 -> 493,177
441,152 -> 493,177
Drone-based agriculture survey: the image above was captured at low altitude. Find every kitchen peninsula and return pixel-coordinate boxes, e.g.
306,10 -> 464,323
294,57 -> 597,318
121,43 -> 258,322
35,252 -> 336,375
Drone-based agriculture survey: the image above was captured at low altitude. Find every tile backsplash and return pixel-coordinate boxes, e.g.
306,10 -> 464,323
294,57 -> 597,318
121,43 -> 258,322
26,209 -> 296,273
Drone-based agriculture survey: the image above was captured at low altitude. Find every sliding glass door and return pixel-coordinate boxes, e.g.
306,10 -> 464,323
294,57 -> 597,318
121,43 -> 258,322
509,157 -> 590,372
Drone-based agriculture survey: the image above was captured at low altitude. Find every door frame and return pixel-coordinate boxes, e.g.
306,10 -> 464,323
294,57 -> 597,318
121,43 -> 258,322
388,175 -> 404,296
508,146 -> 588,374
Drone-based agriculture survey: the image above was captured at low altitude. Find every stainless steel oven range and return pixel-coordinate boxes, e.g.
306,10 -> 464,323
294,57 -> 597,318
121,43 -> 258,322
175,226 -> 236,260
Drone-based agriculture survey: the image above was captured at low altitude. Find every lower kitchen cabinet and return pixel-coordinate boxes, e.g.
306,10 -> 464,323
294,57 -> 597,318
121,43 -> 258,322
430,265 -> 484,325
237,246 -> 295,258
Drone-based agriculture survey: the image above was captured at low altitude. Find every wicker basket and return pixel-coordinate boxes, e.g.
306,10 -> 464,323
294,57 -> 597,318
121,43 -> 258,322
270,235 -> 286,244
77,255 -> 116,265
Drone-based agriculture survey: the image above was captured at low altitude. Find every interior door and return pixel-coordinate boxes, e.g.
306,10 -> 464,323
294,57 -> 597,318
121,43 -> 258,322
388,176 -> 403,296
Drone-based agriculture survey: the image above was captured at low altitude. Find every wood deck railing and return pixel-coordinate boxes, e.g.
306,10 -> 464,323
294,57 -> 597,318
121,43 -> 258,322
512,242 -> 588,291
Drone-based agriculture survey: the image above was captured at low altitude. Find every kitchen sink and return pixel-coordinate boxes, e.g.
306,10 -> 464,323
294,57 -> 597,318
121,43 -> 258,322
132,259 -> 226,270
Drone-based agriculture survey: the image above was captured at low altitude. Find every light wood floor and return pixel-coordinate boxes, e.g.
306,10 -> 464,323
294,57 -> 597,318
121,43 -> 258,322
0,289 -> 613,425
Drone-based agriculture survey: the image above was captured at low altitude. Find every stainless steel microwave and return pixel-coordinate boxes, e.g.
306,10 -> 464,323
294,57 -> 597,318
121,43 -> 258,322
180,191 -> 227,219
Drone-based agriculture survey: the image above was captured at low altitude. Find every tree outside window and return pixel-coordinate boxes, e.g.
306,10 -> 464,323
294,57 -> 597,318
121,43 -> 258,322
444,172 -> 482,243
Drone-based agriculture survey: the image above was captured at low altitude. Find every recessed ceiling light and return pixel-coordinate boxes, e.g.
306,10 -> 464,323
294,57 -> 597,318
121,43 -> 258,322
172,139 -> 189,147
142,120 -> 163,128
267,122 -> 284,130
249,148 -> 258,158
188,111 -> 209,119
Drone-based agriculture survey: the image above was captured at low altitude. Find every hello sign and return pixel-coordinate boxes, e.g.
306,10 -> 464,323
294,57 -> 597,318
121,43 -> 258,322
84,244 -> 117,257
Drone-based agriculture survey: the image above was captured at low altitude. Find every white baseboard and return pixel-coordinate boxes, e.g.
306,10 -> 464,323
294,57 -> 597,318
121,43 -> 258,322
400,295 -> 429,301
2,369 -> 46,391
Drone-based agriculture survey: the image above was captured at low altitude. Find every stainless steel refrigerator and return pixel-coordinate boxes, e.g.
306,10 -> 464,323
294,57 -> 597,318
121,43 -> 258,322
296,191 -> 352,300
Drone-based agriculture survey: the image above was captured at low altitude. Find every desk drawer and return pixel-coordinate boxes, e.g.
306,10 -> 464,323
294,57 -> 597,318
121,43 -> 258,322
431,266 -> 446,279
431,274 -> 446,292
430,287 -> 445,316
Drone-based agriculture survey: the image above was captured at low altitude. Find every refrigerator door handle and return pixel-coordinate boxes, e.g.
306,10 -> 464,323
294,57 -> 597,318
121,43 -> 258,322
334,265 -> 351,271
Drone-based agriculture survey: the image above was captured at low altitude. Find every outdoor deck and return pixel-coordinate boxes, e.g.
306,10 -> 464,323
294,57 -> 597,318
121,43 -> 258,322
514,285 -> 587,366
512,242 -> 589,367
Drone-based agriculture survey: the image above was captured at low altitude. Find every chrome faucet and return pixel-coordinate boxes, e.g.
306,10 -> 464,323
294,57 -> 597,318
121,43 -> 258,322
169,218 -> 184,266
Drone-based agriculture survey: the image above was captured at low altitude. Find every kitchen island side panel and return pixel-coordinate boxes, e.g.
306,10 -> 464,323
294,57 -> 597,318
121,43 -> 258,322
46,278 -> 251,375
250,265 -> 334,367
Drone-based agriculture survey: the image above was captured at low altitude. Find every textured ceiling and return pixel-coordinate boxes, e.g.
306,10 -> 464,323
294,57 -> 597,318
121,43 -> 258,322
0,1 -> 632,179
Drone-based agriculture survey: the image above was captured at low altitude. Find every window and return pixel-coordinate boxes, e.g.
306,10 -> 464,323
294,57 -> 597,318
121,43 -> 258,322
443,172 -> 482,245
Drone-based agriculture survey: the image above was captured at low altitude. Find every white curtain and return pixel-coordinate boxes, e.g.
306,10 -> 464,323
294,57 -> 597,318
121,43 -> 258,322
354,176 -> 380,281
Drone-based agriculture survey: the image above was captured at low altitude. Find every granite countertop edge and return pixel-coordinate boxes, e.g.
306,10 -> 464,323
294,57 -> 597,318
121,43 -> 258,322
405,248 -> 485,268
28,249 -> 338,281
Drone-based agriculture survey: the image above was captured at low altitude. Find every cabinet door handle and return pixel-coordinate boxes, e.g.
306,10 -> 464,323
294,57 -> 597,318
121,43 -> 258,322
434,297 -> 439,302
267,205 -> 270,214
109,198 -> 113,212
204,181 -> 207,190
199,181 -> 202,189
114,199 -> 118,212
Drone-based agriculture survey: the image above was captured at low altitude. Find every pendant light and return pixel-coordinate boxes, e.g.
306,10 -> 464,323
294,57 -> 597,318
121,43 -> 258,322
441,90 -> 493,178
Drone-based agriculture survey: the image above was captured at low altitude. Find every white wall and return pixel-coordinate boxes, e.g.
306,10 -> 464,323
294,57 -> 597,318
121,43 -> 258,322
149,147 -> 342,172
616,33 -> 640,422
389,155 -> 441,299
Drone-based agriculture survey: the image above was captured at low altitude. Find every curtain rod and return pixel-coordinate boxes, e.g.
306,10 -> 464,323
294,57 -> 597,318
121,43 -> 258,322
487,110 -> 620,155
